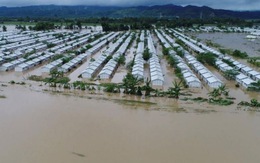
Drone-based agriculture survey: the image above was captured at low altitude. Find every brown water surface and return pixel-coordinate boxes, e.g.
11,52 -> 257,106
0,84 -> 260,163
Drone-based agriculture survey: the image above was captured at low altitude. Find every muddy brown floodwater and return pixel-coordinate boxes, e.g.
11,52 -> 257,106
0,84 -> 260,163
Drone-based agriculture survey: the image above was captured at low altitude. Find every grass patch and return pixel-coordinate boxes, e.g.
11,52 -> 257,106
0,95 -> 6,98
28,75 -> 44,82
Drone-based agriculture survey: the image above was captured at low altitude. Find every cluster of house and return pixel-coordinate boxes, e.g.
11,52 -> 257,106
132,42 -> 144,79
42,32 -> 118,74
0,30 -> 92,72
172,29 -> 260,88
98,32 -> 132,79
147,32 -> 164,86
81,32 -> 124,79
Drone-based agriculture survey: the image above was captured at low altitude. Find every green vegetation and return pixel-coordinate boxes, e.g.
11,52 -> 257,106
44,70 -> 70,87
238,99 -> 260,108
0,95 -> 6,98
222,59 -> 235,67
102,83 -> 120,93
208,85 -> 234,106
33,22 -> 55,31
196,52 -> 216,66
28,75 -> 44,82
142,48 -> 151,61
247,81 -> 260,92
115,55 -> 126,65
85,44 -> 92,49
51,54 -> 64,61
9,80 -> 15,84
167,80 -> 184,99
142,78 -> 154,96
231,50 -> 248,59
122,73 -> 142,95
220,48 -> 248,59
247,57 -> 260,67
2,25 -> 7,31
223,69 -> 239,80
162,47 -> 170,56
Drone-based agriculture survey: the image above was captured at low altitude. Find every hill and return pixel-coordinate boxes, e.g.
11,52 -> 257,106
0,4 -> 259,19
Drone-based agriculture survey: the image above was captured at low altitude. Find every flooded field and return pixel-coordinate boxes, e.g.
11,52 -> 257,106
193,32 -> 260,57
1,83 -> 260,163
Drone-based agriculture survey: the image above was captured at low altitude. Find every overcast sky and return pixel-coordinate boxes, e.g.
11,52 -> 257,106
0,0 -> 259,10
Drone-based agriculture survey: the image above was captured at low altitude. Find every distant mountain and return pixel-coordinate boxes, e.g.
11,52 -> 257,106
0,4 -> 259,19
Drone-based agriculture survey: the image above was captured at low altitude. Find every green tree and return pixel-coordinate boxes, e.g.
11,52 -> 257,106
167,80 -> 183,99
196,52 -> 216,66
223,69 -> 239,80
2,25 -> 7,32
142,78 -> 154,96
122,73 -> 142,95
142,48 -> 150,61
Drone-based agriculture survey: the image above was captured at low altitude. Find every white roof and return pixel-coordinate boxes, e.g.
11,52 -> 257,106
241,66 -> 253,72
247,70 -> 260,76
236,73 -> 247,80
242,78 -> 255,85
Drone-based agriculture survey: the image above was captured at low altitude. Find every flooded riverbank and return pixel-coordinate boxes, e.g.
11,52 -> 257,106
1,83 -> 260,163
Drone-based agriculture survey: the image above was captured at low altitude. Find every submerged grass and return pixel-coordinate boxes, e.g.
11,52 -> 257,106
113,99 -> 157,106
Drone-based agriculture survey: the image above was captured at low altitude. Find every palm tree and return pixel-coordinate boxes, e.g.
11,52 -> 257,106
250,99 -> 260,107
122,73 -> 142,95
218,84 -> 229,96
142,78 -> 154,96
167,80 -> 183,99
208,88 -> 221,101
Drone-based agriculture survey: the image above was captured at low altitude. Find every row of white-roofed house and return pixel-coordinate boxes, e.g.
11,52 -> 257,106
56,32 -> 119,73
0,32 -> 62,59
175,35 -> 206,54
0,57 -> 4,65
0,33 -> 81,70
57,53 -> 89,73
86,32 -> 119,56
46,31 -> 88,53
147,31 -> 164,86
0,36 -> 70,68
158,29 -> 202,87
168,30 -> 228,87
98,32 -> 132,79
177,29 -> 260,88
57,33 -> 115,73
195,40 -> 260,85
0,32 -> 90,72
184,53 -> 223,88
0,30 -> 61,51
1,39 -> 37,52
102,33 -> 125,56
55,33 -> 94,54
81,33 -> 126,79
155,29 -> 202,88
41,59 -> 63,73
14,52 -> 55,72
0,30 -> 61,52
0,31 -> 18,38
221,56 -> 260,88
87,32 -> 110,47
140,30 -> 145,42
160,30 -> 183,50
132,32 -> 145,79
0,58 -> 26,71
